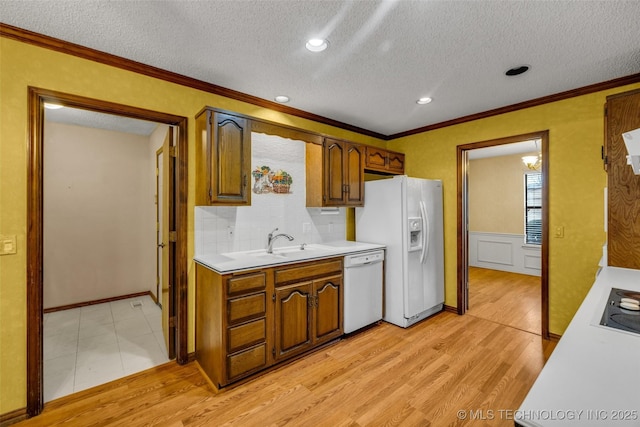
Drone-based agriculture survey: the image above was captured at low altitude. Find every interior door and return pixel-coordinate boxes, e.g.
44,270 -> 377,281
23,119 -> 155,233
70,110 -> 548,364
161,128 -> 176,359
156,148 -> 163,307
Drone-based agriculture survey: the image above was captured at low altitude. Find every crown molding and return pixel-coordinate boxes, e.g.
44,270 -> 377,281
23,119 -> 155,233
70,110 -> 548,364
390,73 -> 640,139
0,23 -> 386,140
2,23 -> 639,141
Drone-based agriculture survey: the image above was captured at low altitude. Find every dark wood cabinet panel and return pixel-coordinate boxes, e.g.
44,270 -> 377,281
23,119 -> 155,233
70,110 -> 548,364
196,109 -> 251,205
313,276 -> 342,342
274,260 -> 344,362
346,144 -> 364,204
606,89 -> 640,269
325,140 -> 346,205
364,146 -> 405,175
227,343 -> 266,380
322,138 -> 364,207
274,283 -> 313,360
227,319 -> 266,354
387,151 -> 405,174
196,258 -> 343,388
196,266 -> 271,387
307,138 -> 364,207
227,293 -> 266,325
365,147 -> 388,170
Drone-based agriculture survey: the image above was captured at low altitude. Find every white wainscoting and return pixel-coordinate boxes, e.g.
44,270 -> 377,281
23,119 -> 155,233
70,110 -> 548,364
469,232 -> 541,277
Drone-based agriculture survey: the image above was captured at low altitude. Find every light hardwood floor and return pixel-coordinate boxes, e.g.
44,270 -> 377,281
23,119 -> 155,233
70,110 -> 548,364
15,310 -> 556,426
467,267 -> 541,335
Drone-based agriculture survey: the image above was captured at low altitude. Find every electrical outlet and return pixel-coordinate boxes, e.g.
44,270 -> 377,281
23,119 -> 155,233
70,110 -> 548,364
0,235 -> 17,255
227,226 -> 234,240
554,226 -> 564,238
328,222 -> 334,233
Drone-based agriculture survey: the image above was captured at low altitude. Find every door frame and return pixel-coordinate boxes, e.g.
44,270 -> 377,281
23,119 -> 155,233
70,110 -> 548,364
26,87 -> 189,416
456,130 -> 549,339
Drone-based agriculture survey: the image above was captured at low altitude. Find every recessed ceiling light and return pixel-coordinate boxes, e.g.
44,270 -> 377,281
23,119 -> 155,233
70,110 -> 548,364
416,97 -> 432,105
44,103 -> 64,110
505,65 -> 530,76
306,38 -> 328,52
274,95 -> 290,103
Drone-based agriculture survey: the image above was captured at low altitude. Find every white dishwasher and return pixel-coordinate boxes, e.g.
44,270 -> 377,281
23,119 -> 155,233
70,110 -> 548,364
343,250 -> 384,333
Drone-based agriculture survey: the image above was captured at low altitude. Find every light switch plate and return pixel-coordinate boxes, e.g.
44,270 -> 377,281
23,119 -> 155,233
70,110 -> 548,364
554,226 -> 564,238
0,235 -> 17,255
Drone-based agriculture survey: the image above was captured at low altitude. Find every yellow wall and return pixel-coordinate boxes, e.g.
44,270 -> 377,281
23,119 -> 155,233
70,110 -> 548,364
2,34 -> 639,415
387,82 -> 640,338
0,37 -> 385,414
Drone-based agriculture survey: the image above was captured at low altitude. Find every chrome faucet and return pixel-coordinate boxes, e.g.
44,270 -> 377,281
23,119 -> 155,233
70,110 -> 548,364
266,228 -> 294,253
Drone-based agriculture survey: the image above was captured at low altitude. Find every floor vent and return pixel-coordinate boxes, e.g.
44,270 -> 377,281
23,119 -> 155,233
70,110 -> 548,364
130,300 -> 143,308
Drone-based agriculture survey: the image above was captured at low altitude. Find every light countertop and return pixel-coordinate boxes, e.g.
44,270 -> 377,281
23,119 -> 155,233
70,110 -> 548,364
194,240 -> 386,274
516,266 -> 640,427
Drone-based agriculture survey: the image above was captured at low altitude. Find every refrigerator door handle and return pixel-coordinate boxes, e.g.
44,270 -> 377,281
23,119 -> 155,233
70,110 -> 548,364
419,201 -> 430,264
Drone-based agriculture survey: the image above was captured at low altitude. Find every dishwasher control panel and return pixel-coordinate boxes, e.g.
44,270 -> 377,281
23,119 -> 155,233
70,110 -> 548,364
344,250 -> 385,267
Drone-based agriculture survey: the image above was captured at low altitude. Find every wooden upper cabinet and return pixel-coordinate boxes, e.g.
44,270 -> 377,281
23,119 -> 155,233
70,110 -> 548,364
346,144 -> 364,204
364,146 -> 405,175
387,151 -> 405,174
606,89 -> 640,269
196,109 -> 251,205
325,139 -> 346,205
323,138 -> 364,207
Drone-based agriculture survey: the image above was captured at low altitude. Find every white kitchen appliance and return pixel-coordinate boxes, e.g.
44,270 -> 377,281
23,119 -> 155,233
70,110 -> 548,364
356,175 -> 444,328
343,250 -> 384,333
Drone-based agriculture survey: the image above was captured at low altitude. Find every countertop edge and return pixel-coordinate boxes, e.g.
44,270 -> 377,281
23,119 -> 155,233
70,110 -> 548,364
194,241 -> 386,274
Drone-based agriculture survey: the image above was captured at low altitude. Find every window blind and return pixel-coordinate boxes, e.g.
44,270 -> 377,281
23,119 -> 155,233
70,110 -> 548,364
525,173 -> 542,245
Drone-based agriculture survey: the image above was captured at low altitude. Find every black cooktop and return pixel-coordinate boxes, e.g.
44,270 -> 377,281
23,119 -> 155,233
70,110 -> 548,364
599,288 -> 640,335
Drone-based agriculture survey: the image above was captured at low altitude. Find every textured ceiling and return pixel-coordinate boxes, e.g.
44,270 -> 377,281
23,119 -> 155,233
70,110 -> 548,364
2,0 -> 640,136
46,107 -> 159,136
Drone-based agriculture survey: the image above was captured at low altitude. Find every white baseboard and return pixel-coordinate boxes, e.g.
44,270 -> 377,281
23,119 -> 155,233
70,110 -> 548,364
469,232 -> 541,277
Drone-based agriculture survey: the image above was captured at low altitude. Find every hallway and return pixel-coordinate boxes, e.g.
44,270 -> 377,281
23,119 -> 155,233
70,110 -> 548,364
467,267 -> 541,335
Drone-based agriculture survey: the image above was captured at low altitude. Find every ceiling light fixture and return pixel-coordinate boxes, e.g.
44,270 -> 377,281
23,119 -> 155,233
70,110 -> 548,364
505,65 -> 530,76
522,140 -> 542,170
274,95 -> 290,103
416,97 -> 432,105
44,103 -> 64,110
306,38 -> 328,52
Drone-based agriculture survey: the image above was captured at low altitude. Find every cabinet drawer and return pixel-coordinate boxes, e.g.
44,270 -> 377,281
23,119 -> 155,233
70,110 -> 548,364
275,259 -> 343,285
227,293 -> 266,324
228,318 -> 266,353
227,272 -> 266,296
227,343 -> 266,379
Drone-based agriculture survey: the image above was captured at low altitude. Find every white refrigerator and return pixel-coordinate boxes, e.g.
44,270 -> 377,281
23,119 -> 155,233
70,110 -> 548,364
355,175 -> 444,328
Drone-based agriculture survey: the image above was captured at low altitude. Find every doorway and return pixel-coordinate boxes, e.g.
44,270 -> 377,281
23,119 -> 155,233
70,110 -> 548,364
27,87 -> 188,416
457,131 -> 549,339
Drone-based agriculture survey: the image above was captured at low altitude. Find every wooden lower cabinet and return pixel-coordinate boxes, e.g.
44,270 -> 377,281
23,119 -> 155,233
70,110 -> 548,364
196,258 -> 343,388
314,276 -> 343,343
274,282 -> 313,360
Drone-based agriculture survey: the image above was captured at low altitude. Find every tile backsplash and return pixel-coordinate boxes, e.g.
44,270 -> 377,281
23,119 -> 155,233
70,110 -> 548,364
195,132 -> 346,256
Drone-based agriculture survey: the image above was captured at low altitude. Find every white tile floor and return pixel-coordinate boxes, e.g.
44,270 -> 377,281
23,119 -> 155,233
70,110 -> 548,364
43,295 -> 170,402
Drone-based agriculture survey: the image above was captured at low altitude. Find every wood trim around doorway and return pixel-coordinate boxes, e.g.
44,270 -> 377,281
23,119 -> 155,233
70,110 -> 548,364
26,87 -> 189,417
456,131 -> 550,339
